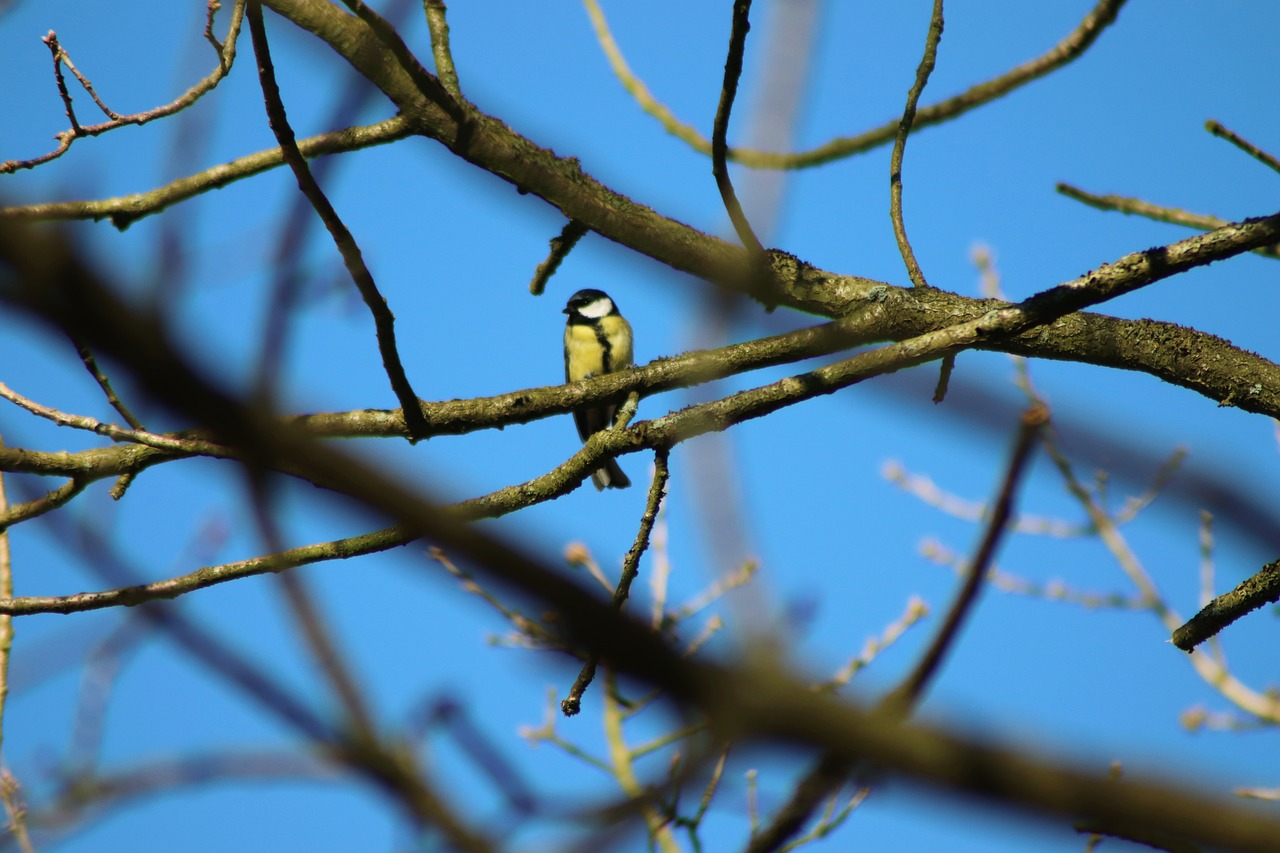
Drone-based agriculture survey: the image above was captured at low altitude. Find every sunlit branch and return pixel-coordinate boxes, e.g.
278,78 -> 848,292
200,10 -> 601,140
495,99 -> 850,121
529,219 -> 588,296
562,449 -> 671,716
1206,119 -> 1280,175
1173,559 -> 1280,651
711,0 -> 765,259
0,117 -> 412,229
584,0 -> 1128,170
247,3 -> 428,440
424,0 -> 460,96
0,2 -> 246,175
1057,183 -> 1280,260
889,0 -> 943,289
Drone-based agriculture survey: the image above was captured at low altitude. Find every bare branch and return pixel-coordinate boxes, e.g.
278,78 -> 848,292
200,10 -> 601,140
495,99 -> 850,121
529,219 -> 589,296
67,334 -> 145,429
584,0 -> 1128,169
1206,119 -> 1280,175
424,0 -> 461,96
246,3 -> 428,440
890,0 -> 944,289
0,2 -> 246,175
711,0 -> 765,258
562,448 -> 671,716
1173,559 -> 1280,651
1057,183 -> 1280,260
0,117 -> 412,230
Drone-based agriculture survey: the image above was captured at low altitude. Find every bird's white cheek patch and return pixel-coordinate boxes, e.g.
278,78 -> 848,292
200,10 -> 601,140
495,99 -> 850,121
577,297 -> 614,319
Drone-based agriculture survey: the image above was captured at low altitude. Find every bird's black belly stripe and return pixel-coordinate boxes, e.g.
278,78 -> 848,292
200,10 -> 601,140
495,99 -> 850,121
594,324 -> 614,373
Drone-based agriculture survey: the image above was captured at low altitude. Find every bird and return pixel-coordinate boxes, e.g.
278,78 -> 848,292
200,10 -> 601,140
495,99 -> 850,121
563,288 -> 633,490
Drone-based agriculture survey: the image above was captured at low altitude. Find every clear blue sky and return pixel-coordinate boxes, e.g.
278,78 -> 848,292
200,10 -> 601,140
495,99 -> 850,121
2,1 -> 1279,851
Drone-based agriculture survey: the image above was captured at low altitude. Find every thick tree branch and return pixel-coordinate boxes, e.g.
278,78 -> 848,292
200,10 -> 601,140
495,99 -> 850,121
1172,559 -> 1280,651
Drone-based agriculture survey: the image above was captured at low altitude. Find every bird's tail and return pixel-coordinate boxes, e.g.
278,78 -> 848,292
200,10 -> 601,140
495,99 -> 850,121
591,458 -> 631,490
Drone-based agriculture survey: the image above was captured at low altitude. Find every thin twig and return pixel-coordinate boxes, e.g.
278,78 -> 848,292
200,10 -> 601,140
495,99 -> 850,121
432,547 -> 558,647
602,670 -> 682,853
424,0 -> 461,96
889,0 -> 944,289
584,0 -> 1127,169
529,220 -> 589,295
337,0 -> 465,122
711,0 -> 766,259
0,117 -> 412,229
922,539 -> 1149,611
820,596 -> 930,690
1205,120 -> 1280,175
67,333 -> 145,429
0,523 -> 414,616
562,449 -> 671,716
48,33 -> 123,121
254,0 -> 417,406
1056,183 -> 1280,260
931,353 -> 955,403
246,2 -> 429,440
44,32 -> 83,134
746,754 -> 856,853
0,3 -> 246,175
0,381 -> 227,456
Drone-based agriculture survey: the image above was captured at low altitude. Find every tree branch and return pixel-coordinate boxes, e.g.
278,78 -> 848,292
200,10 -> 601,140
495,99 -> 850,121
889,0 -> 944,289
247,2 -> 428,439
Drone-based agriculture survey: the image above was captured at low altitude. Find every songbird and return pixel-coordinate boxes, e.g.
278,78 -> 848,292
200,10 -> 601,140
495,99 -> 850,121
563,288 -> 633,490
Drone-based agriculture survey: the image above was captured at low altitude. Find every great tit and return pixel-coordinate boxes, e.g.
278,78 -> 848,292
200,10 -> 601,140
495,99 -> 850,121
563,288 -> 633,490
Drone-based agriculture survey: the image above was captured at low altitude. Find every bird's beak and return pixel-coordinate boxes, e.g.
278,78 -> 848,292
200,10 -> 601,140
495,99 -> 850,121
562,307 -> 572,315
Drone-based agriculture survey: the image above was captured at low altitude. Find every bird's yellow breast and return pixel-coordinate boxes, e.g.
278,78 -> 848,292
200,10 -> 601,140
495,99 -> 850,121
564,314 -> 632,381
565,324 -> 607,382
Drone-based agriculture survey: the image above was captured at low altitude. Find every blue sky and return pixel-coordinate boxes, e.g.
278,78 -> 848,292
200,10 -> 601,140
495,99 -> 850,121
2,1 -> 1279,851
